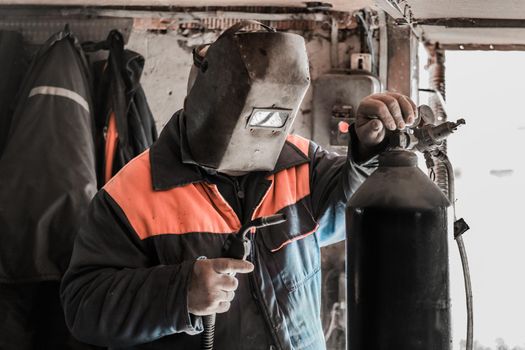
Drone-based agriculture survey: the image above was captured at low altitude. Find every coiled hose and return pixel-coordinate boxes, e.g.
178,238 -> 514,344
201,314 -> 216,350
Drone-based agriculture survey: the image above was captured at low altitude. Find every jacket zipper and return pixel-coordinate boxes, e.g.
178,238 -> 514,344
232,177 -> 244,214
249,232 -> 284,350
227,176 -> 281,349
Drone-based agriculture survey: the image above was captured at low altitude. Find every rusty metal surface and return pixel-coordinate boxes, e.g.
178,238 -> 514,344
374,1 -> 525,47
386,15 -> 419,102
127,10 -> 353,31
0,16 -> 132,45
426,43 -> 449,196
386,0 -> 525,20
134,17 -> 321,31
0,0 -> 373,12
0,5 -> 361,32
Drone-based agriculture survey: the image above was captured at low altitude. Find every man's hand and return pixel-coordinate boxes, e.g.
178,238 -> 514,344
188,258 -> 254,316
355,92 -> 417,153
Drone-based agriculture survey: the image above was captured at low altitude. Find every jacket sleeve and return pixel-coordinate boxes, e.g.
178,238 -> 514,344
60,190 -> 202,348
310,126 -> 379,247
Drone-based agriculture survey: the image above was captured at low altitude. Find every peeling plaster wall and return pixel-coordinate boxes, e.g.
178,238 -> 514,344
126,30 -> 193,132
126,27 -> 361,140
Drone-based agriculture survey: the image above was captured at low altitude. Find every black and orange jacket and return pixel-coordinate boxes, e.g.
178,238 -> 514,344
60,111 -> 377,350
90,30 -> 158,188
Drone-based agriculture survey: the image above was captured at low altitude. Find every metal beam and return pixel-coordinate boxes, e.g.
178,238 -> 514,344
0,5 -> 332,21
407,17 -> 525,28
440,43 -> 525,51
386,15 -> 419,102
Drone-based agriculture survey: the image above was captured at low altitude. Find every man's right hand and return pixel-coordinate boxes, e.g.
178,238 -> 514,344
188,258 -> 254,316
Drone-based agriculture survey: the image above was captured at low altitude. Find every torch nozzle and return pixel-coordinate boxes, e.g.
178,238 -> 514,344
258,214 -> 287,228
413,118 -> 466,152
448,119 -> 466,132
429,119 -> 465,141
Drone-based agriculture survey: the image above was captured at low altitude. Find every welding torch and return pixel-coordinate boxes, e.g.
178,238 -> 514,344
201,213 -> 287,350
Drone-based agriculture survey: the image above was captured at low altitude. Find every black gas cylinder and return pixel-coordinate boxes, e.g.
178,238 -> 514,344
346,150 -> 451,350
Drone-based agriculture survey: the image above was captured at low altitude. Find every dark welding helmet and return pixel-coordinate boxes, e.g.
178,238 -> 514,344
184,21 -> 311,173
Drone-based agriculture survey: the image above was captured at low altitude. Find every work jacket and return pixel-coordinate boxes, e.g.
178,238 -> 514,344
89,30 -> 158,187
60,111 -> 377,350
0,30 -> 28,156
0,30 -> 96,283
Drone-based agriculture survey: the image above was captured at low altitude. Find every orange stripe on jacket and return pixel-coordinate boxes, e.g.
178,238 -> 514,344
104,135 -> 312,240
286,134 -> 310,155
252,135 -> 311,219
104,151 -> 242,240
104,112 -> 118,184
252,163 -> 310,219
270,225 -> 320,252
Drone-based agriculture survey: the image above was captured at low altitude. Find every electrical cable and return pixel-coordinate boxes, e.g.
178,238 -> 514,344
384,0 -> 426,42
456,234 -> 473,350
355,11 -> 377,75
324,302 -> 340,341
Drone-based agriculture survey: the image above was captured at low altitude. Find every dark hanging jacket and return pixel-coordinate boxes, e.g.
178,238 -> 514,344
0,30 -> 97,283
60,111 -> 377,350
90,30 -> 157,187
0,30 -> 28,156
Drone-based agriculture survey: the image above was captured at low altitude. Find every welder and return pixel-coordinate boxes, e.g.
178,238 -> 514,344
60,21 -> 416,350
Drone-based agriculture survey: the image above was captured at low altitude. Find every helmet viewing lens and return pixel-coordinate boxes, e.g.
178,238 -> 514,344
248,109 -> 291,129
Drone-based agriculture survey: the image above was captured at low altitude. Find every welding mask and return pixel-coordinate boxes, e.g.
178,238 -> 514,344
184,21 -> 311,173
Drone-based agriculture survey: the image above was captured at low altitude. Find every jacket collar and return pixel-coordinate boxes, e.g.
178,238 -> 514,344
149,111 -> 310,191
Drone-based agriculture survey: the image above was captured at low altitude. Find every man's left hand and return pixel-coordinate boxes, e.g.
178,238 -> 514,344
354,92 -> 417,156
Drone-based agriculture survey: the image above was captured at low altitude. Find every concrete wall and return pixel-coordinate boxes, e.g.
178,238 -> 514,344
126,30 -> 193,132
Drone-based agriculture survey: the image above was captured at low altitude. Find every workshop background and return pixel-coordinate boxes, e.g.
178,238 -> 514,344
1,1 -> 525,349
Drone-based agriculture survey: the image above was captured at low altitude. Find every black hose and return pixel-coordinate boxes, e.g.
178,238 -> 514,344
201,314 -> 216,350
430,150 -> 473,350
441,153 -> 473,350
456,234 -> 474,350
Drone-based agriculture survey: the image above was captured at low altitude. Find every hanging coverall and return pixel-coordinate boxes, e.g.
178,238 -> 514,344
0,30 -> 99,350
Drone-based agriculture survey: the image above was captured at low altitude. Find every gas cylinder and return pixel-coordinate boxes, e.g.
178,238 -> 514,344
346,149 -> 451,350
